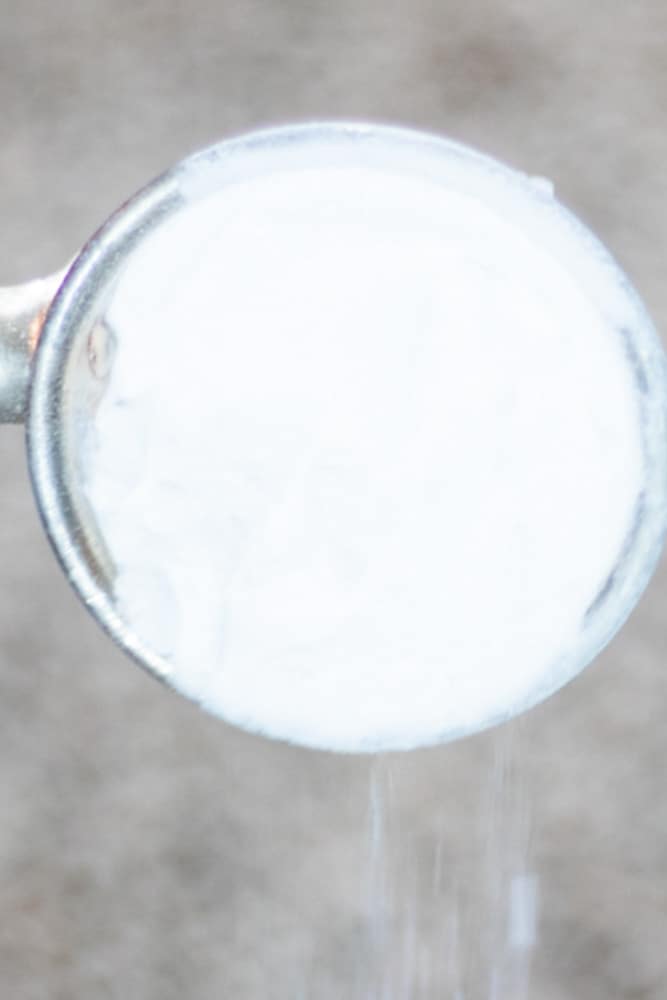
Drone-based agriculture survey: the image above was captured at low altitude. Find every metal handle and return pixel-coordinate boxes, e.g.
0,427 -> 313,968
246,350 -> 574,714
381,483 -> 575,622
0,270 -> 66,423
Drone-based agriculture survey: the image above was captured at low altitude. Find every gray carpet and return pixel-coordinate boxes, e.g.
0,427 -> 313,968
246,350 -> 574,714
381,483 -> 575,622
1,2 -> 666,996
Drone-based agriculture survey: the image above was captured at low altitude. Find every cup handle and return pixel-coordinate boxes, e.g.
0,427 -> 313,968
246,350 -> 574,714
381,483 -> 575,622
0,270 -> 66,424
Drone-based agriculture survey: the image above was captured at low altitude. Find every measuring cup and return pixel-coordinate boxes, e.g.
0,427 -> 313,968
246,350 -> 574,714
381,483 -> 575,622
1,122 -> 666,746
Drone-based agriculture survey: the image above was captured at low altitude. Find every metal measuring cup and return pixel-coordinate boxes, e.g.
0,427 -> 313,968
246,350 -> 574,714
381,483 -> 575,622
1,122 -> 666,737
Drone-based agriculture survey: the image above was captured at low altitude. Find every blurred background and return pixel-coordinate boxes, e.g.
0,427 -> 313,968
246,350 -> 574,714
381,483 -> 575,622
1,1 -> 666,997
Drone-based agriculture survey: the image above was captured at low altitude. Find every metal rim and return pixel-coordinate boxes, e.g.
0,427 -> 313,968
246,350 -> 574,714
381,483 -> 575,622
25,121 -> 667,750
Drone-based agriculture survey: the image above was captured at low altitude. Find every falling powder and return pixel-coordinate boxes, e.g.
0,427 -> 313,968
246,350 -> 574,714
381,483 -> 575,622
82,125 -> 667,751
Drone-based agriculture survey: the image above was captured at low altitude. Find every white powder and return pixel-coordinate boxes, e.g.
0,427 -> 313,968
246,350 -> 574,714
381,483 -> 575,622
82,127 -> 661,751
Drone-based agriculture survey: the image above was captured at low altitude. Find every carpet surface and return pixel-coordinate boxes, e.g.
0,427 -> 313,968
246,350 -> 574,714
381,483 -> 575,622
1,2 -> 666,996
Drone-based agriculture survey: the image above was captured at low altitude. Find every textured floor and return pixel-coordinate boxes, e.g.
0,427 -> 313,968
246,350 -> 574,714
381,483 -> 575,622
1,2 -> 666,997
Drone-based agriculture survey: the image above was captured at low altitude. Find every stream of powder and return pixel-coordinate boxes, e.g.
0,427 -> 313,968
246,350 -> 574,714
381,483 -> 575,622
359,722 -> 535,998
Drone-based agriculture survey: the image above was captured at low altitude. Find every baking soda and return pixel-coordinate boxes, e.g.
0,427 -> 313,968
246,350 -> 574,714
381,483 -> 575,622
82,128 -> 661,751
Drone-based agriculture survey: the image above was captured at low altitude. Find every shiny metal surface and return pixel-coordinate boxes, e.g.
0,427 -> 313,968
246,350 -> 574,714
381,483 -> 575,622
0,272 -> 65,422
27,170 -> 183,685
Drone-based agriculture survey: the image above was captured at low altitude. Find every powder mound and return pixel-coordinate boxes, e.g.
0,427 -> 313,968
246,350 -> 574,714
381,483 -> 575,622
83,129 -> 657,751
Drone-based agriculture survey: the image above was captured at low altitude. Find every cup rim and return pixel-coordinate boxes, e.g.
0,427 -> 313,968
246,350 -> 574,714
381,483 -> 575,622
25,120 -> 667,750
